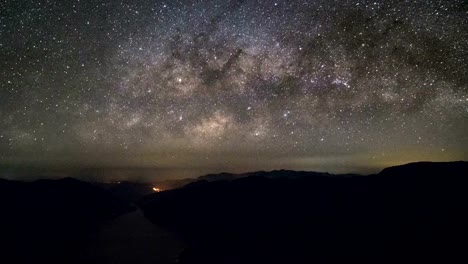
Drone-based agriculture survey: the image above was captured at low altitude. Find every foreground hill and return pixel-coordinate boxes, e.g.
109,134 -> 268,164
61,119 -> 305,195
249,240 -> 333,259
0,177 -> 134,263
139,161 -> 468,264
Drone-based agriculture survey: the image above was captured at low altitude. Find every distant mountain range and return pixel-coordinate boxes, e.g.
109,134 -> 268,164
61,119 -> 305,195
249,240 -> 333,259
197,169 -> 362,181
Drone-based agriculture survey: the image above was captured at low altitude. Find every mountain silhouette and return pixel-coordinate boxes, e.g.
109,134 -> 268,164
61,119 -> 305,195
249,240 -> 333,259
139,161 -> 468,264
2,162 -> 467,263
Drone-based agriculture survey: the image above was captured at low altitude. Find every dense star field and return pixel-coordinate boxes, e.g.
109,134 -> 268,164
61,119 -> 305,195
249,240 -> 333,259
1,0 -> 467,179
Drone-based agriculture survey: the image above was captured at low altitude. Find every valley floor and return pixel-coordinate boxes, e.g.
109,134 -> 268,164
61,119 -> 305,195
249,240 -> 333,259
72,209 -> 184,264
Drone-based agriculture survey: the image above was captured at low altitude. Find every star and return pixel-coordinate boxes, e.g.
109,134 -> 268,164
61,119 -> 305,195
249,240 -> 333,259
0,0 -> 466,180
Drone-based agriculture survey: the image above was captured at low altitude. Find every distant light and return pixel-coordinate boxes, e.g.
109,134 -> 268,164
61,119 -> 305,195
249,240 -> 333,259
153,187 -> 162,192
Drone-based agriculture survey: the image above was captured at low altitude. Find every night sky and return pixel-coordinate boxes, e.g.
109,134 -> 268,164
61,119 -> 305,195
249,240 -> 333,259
1,0 -> 467,180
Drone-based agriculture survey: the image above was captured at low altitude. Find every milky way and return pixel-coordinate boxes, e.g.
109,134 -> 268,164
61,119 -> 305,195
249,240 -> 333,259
1,0 -> 467,180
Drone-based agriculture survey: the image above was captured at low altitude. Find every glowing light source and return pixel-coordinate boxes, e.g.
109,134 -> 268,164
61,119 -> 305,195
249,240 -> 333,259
153,187 -> 162,192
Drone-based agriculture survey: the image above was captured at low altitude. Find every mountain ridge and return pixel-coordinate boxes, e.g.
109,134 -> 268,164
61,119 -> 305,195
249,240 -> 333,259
139,160 -> 468,264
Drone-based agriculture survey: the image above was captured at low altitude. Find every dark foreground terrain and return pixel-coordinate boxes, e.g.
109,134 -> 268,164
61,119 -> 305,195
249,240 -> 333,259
0,177 -> 136,263
1,161 -> 467,263
140,161 -> 468,264
0,176 -> 185,264
71,209 -> 184,264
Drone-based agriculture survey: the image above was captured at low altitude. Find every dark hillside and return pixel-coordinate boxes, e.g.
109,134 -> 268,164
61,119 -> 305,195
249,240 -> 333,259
140,162 -> 468,264
0,177 -> 134,263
